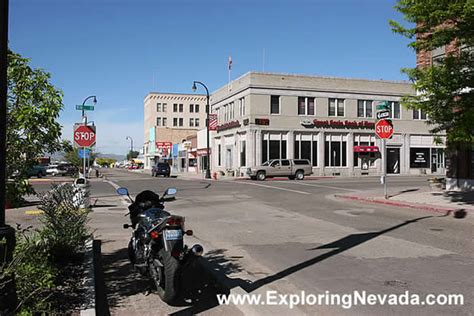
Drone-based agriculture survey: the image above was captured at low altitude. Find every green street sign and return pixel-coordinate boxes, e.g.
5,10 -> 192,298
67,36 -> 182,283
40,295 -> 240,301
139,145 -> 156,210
76,105 -> 95,111
376,101 -> 390,110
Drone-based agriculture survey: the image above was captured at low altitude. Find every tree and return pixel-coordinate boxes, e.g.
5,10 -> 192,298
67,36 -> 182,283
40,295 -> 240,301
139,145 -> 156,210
95,157 -> 116,167
127,150 -> 139,161
6,49 -> 65,206
390,0 -> 474,144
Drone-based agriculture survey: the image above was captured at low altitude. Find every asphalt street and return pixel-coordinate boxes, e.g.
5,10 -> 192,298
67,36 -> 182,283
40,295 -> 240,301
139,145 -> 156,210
79,168 -> 473,315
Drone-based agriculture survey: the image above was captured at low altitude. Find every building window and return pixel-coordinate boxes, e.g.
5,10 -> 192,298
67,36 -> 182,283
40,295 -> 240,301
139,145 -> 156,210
189,118 -> 194,127
329,98 -> 345,117
324,135 -> 347,167
229,102 -> 234,120
357,100 -> 373,118
270,95 -> 280,114
195,104 -> 200,113
195,118 -> 200,127
218,144 -> 222,166
353,134 -> 376,167
162,103 -> 167,112
190,104 -> 194,113
156,117 -> 161,126
388,101 -> 401,119
179,104 -> 183,112
261,134 -> 287,163
413,109 -> 427,120
156,103 -> 162,112
298,97 -> 315,115
240,140 -> 246,166
173,118 -> 178,127
179,118 -> 183,126
239,97 -> 246,116
163,117 -> 167,126
173,104 -> 178,112
294,134 -> 318,166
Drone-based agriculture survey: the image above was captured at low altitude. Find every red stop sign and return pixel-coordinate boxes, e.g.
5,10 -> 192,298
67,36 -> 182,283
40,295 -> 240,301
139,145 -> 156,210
375,119 -> 394,139
74,125 -> 96,147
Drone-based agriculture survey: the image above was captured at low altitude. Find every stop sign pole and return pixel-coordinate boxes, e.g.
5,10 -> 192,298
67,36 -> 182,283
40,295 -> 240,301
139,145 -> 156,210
375,107 -> 394,199
76,96 -> 97,177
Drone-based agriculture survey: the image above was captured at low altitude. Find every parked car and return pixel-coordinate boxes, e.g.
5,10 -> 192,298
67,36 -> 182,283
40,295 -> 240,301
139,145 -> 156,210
247,159 -> 313,181
27,165 -> 47,178
152,163 -> 171,177
59,163 -> 78,176
46,164 -> 67,176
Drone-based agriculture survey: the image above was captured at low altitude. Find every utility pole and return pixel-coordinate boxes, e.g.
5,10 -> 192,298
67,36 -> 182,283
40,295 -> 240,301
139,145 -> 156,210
0,0 -> 18,311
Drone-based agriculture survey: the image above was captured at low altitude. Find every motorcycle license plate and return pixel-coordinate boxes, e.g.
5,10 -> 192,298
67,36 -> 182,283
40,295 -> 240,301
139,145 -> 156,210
164,230 -> 182,241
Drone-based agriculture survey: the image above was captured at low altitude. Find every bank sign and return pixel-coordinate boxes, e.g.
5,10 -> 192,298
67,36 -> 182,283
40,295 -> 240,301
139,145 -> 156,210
301,119 -> 375,129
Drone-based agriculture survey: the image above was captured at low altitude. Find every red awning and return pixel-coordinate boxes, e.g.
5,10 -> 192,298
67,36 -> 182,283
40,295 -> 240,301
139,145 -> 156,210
354,146 -> 379,153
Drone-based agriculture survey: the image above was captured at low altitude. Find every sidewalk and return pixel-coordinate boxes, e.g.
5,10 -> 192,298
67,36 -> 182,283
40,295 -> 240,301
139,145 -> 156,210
336,187 -> 474,215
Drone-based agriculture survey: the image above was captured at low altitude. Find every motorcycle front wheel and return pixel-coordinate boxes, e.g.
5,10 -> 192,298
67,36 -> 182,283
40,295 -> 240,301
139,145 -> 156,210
150,248 -> 180,303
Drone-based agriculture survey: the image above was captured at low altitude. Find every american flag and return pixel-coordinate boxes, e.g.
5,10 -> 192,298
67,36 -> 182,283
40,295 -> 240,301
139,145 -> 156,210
209,114 -> 218,131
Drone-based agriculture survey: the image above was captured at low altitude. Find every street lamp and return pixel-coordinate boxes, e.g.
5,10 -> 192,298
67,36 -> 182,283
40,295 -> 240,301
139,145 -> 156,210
126,136 -> 134,152
192,81 -> 211,179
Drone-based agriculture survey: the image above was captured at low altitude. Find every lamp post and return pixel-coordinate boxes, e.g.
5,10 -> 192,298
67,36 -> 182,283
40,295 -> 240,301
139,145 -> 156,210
0,0 -> 18,311
126,136 -> 134,159
81,96 -> 96,178
192,81 -> 211,179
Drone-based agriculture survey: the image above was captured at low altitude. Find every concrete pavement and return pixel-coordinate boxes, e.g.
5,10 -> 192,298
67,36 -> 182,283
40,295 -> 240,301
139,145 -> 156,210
8,169 -> 473,315
94,168 -> 473,315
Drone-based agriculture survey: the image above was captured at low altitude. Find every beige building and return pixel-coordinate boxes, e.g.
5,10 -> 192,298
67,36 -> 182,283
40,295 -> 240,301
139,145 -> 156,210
210,72 -> 446,177
143,92 -> 207,169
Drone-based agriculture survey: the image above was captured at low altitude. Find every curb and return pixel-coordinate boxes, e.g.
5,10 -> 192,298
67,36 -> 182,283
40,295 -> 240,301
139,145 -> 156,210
335,194 -> 458,213
80,240 -> 95,315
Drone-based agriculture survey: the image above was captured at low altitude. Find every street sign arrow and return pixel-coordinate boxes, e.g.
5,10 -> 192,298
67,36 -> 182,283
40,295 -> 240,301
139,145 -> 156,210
376,111 -> 390,120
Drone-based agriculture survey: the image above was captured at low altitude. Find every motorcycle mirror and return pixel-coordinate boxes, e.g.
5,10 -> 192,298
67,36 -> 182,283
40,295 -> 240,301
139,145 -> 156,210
116,187 -> 129,196
164,187 -> 177,196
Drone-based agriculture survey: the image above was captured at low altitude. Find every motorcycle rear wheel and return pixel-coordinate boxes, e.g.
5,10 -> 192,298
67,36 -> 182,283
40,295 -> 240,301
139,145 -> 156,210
151,249 -> 180,303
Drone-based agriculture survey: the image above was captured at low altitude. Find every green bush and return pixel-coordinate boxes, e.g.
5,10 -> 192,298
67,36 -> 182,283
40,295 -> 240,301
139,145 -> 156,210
38,183 -> 92,261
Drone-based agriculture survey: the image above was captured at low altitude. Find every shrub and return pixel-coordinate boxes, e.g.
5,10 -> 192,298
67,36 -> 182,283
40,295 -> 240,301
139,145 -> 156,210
38,183 -> 92,262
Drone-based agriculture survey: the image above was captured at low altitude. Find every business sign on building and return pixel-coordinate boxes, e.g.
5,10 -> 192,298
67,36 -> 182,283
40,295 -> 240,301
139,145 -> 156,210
302,119 -> 375,129
156,141 -> 172,156
410,148 -> 430,168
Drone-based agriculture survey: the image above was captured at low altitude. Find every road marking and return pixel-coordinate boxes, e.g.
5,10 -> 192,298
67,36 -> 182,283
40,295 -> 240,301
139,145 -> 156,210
103,179 -> 134,206
281,181 -> 361,192
25,210 -> 44,215
234,181 -> 311,195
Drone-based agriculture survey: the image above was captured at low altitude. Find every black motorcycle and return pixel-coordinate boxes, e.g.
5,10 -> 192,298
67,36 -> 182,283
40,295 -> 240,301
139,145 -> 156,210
116,186 -> 203,303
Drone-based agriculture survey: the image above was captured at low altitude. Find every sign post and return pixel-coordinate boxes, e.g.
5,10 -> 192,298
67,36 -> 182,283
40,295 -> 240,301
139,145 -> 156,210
375,115 -> 394,199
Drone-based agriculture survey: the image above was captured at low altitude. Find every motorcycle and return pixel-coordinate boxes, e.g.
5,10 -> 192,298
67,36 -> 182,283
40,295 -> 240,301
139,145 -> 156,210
116,186 -> 203,303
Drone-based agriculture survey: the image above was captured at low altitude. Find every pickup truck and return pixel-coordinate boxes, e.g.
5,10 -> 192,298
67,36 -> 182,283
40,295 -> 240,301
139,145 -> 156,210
247,159 -> 313,181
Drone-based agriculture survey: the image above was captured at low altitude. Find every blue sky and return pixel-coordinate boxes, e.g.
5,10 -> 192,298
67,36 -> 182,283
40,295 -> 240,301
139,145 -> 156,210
9,0 -> 414,155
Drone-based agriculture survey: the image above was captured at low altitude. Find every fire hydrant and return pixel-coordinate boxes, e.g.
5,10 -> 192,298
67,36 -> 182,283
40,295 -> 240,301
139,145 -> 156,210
212,172 -> 218,180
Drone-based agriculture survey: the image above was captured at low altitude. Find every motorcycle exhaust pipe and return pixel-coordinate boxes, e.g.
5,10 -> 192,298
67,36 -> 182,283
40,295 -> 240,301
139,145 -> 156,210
191,244 -> 204,257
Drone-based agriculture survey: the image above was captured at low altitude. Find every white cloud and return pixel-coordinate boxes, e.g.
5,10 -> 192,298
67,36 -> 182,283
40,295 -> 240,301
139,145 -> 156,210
61,120 -> 143,155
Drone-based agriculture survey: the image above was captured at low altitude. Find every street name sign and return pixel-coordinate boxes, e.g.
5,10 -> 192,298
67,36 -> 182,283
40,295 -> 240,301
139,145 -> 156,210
375,119 -> 394,139
76,105 -> 95,111
375,101 -> 390,111
74,125 -> 96,147
376,110 -> 390,120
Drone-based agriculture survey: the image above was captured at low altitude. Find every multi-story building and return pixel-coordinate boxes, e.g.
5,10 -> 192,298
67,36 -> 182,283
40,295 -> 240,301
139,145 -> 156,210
143,92 -> 207,169
210,72 -> 446,177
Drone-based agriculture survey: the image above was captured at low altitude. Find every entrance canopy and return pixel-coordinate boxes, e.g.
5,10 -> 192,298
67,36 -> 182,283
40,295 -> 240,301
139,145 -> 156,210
353,146 -> 379,153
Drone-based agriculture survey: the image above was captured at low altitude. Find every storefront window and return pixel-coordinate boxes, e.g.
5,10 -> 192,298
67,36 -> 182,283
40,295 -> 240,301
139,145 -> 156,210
294,134 -> 318,166
353,135 -> 376,167
262,133 -> 287,163
240,141 -> 246,166
324,135 -> 347,167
